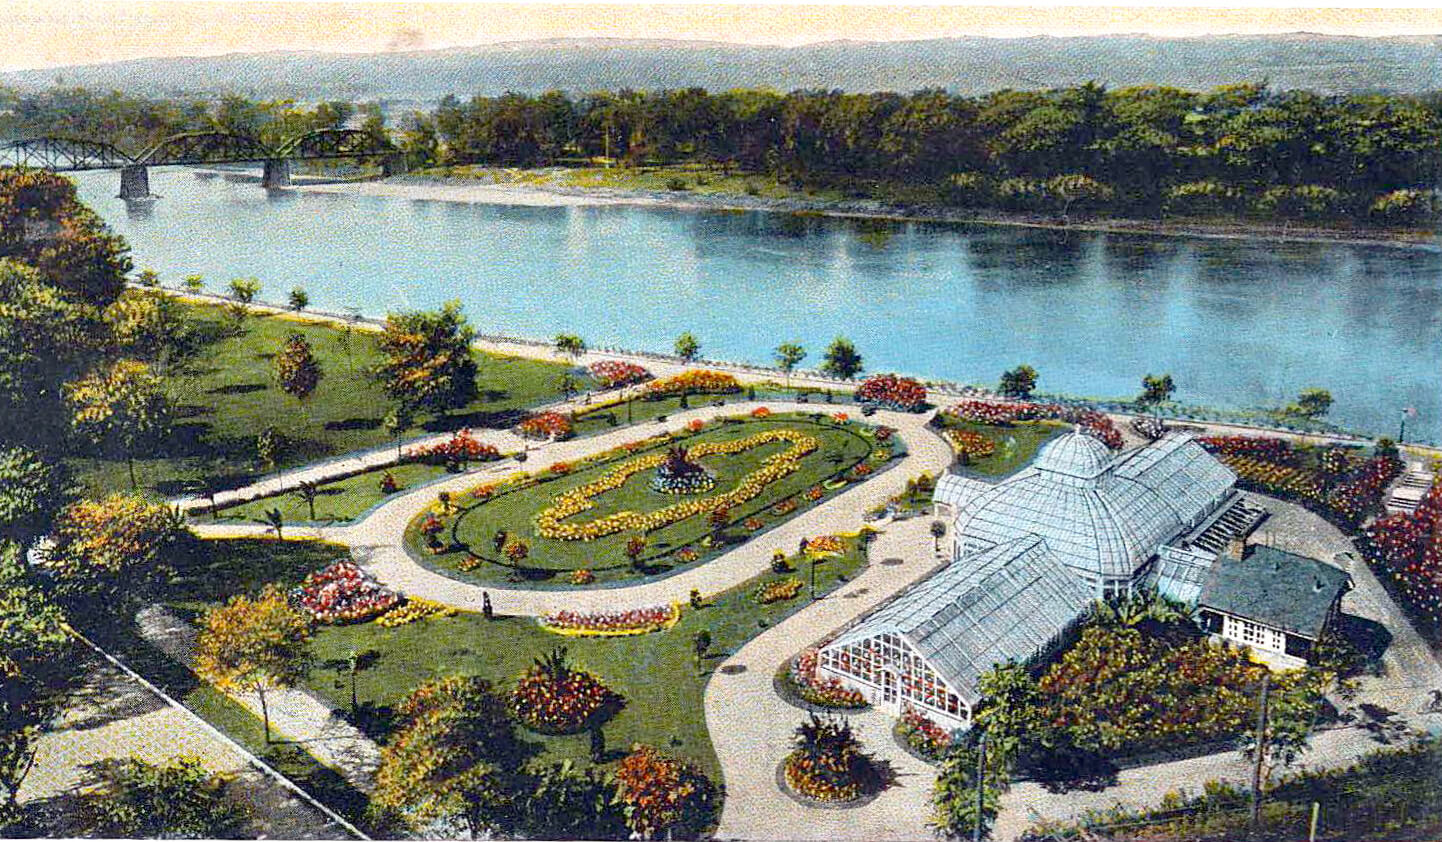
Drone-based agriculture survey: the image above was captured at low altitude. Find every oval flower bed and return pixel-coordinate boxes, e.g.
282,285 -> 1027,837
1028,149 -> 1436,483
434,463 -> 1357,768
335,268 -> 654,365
533,428 -> 820,541
518,411 -> 575,441
783,714 -> 876,803
755,578 -> 803,604
291,560 -> 401,625
642,369 -> 741,398
511,649 -> 625,735
805,535 -> 845,557
589,360 -> 651,388
540,603 -> 682,637
789,649 -> 868,709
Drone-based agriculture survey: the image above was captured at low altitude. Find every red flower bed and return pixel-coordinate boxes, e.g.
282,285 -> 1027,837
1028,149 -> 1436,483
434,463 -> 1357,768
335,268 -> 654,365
291,560 -> 400,624
589,360 -> 652,388
1198,435 -> 1299,465
898,706 -> 952,761
790,649 -> 868,709
404,429 -> 501,465
751,406 -> 772,418
1363,481 -> 1442,632
857,373 -> 928,411
511,653 -> 625,734
540,604 -> 681,636
518,411 -> 575,440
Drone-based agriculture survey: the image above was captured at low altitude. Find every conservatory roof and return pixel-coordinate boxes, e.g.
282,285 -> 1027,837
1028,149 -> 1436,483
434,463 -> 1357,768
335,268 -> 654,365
1198,545 -> 1352,639
935,472 -> 990,511
828,535 -> 1093,705
952,432 -> 1236,579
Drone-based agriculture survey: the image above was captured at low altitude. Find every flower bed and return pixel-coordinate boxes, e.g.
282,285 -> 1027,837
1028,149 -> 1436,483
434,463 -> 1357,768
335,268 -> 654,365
569,569 -> 595,585
648,445 -> 717,495
518,411 -> 574,441
941,400 -> 1123,449
1202,436 -> 1401,529
805,535 -> 845,556
783,715 -> 874,803
375,597 -> 457,628
511,652 -> 624,734
751,406 -> 772,419
946,429 -> 996,460
539,603 -> 683,637
755,577 -> 804,604
897,707 -> 953,762
1197,435 -> 1299,464
589,360 -> 652,388
849,462 -> 874,481
534,428 -> 820,541
790,649 -> 868,709
642,369 -> 741,399
404,429 -> 502,466
857,373 -> 928,411
1363,481 -> 1442,632
291,560 -> 401,624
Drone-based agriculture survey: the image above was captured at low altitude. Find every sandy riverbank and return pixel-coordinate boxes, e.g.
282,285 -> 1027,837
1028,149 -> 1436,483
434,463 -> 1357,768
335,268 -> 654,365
292,176 -> 1442,251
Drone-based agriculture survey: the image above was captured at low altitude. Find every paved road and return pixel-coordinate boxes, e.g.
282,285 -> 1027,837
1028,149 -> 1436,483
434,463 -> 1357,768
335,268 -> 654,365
17,654 -> 352,839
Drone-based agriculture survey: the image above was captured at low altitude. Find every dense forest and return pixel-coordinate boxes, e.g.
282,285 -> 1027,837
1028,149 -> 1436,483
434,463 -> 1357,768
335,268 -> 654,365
4,83 -> 1440,224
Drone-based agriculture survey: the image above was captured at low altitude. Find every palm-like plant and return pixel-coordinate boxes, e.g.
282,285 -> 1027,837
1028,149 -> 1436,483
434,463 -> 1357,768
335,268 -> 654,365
255,507 -> 284,540
535,647 -> 572,684
293,480 -> 320,521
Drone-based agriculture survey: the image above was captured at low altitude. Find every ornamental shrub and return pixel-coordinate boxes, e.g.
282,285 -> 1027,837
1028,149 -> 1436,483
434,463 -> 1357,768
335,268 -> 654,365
857,373 -> 928,411
613,745 -> 717,840
510,648 -> 624,734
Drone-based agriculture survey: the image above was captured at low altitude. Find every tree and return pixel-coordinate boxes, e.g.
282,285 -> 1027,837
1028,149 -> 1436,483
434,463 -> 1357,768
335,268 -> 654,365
930,520 -> 947,552
374,301 -> 480,417
553,333 -> 586,362
194,585 -> 313,744
182,274 -> 205,294
0,446 -> 70,551
1243,672 -> 1326,786
773,342 -> 806,389
383,406 -> 413,459
256,426 -> 283,474
84,755 -> 249,839
1291,388 -> 1334,420
287,287 -> 309,311
820,336 -> 863,381
613,744 -> 717,840
999,364 -> 1039,399
64,359 -> 174,490
42,495 -> 189,617
104,291 -> 196,373
515,760 -> 627,840
624,535 -> 647,571
692,629 -> 711,670
373,675 -> 528,836
135,268 -> 160,288
256,507 -> 284,540
1139,373 -> 1176,405
674,332 -> 700,363
227,277 -> 261,304
274,332 -> 323,406
931,740 -> 1004,840
0,571 -> 76,827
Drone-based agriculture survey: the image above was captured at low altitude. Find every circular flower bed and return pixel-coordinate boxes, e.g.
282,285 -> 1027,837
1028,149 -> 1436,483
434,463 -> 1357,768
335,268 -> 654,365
648,445 -> 717,495
511,648 -> 625,735
291,560 -> 401,624
782,714 -> 875,803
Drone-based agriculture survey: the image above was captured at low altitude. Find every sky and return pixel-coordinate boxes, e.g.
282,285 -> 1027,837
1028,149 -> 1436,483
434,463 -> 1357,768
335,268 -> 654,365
2,1 -> 1441,72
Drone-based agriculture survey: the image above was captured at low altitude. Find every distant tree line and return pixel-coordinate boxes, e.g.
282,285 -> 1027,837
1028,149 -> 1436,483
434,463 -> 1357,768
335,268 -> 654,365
4,82 -> 1440,224
407,83 -> 1441,224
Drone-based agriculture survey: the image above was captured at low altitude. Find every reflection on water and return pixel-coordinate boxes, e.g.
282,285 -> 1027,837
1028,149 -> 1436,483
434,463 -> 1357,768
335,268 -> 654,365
71,168 -> 1442,442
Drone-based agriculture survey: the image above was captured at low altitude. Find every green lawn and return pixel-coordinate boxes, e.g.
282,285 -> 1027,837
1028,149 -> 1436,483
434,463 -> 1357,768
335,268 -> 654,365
70,301 -> 581,500
931,418 -> 1069,478
409,414 -> 893,587
208,462 -> 454,526
150,535 -> 868,789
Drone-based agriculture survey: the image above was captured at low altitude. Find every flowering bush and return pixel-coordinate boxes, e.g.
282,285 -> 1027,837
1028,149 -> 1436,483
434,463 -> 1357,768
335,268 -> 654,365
751,406 -> 772,418
404,429 -> 501,465
805,486 -> 824,501
832,412 -> 850,424
642,369 -> 741,398
518,411 -> 575,441
687,418 -> 706,432
857,373 -> 928,411
745,516 -> 765,531
291,560 -> 401,624
418,514 -> 444,546
806,535 -> 845,556
1363,481 -> 1442,631
1131,415 -> 1167,441
375,597 -> 457,628
541,603 -> 682,636
511,648 -> 624,734
898,707 -> 952,761
773,498 -> 799,516
790,649 -> 868,709
784,714 -> 873,802
589,360 -> 652,388
676,547 -> 700,564
613,745 -> 717,840
946,429 -> 996,460
569,569 -> 595,585
755,577 -> 803,604
549,461 -> 572,475
535,428 -> 819,541
874,425 -> 895,442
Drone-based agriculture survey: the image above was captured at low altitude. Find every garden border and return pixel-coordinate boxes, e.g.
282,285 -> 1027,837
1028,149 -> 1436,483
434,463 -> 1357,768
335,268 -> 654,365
774,757 -> 884,811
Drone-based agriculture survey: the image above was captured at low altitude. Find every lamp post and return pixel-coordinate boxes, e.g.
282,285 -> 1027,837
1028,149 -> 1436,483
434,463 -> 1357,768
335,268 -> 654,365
810,556 -> 818,601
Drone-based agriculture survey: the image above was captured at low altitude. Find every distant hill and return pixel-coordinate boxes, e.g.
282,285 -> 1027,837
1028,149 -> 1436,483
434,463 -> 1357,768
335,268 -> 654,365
4,34 -> 1441,102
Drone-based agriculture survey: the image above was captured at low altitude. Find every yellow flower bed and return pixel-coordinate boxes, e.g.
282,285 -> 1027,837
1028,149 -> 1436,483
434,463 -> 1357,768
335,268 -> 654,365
534,428 -> 821,542
375,597 -> 458,627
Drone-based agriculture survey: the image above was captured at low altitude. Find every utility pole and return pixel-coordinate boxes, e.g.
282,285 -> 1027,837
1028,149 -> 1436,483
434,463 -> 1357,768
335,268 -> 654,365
973,731 -> 987,842
1249,672 -> 1271,836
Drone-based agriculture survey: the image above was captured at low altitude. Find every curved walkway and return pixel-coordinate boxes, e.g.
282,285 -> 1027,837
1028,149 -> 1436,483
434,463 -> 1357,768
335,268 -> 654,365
193,401 -> 954,618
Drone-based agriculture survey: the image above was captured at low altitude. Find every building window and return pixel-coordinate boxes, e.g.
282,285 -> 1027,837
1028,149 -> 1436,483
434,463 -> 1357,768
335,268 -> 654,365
1225,615 -> 1283,652
1284,634 -> 1313,659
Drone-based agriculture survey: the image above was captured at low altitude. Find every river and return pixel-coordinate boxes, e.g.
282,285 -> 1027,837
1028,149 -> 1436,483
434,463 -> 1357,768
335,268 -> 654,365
73,168 -> 1442,444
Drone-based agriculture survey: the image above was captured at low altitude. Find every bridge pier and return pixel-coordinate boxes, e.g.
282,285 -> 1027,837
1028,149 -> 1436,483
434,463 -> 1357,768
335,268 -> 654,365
262,159 -> 291,188
117,165 -> 150,199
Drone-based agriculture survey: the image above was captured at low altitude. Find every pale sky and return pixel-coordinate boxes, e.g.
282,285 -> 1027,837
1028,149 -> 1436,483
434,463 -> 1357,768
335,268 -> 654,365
3,2 -> 1441,73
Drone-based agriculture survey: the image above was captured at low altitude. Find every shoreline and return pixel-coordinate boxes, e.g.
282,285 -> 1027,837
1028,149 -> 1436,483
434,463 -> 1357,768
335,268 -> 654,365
291,175 -> 1442,252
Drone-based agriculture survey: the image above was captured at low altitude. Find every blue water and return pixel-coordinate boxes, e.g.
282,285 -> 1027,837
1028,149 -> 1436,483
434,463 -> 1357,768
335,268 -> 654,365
73,169 -> 1442,443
